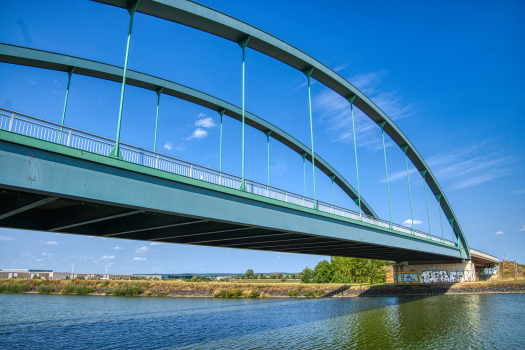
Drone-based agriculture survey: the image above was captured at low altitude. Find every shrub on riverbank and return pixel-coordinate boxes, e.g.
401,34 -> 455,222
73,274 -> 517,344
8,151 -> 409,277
242,289 -> 261,298
213,288 -> 243,298
37,284 -> 55,294
288,290 -> 300,297
0,282 -> 31,294
112,284 -> 143,296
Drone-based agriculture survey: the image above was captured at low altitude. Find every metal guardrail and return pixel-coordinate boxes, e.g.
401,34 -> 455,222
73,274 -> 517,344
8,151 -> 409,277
0,107 -> 457,247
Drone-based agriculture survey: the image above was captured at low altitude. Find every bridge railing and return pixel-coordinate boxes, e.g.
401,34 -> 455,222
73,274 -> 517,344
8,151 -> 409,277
0,107 -> 456,248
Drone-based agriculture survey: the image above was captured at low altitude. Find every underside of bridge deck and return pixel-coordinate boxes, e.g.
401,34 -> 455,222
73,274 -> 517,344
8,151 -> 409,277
0,135 -> 465,262
0,187 -> 458,262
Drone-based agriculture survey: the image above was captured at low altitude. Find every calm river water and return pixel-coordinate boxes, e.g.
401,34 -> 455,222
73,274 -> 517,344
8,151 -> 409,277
0,293 -> 523,349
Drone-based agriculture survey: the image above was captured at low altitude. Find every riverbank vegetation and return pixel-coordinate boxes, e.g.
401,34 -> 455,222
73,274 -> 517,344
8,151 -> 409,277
301,257 -> 389,284
2,277 -> 523,298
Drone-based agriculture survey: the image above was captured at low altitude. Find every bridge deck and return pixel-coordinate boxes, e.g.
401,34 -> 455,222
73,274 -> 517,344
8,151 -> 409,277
0,127 -> 466,262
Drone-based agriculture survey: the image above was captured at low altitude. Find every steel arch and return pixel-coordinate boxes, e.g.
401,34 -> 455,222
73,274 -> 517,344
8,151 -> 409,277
0,43 -> 377,218
92,0 -> 469,257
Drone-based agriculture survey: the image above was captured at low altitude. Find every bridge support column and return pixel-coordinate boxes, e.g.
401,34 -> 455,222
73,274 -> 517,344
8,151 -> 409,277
329,175 -> 336,207
303,67 -> 317,209
59,67 -> 74,144
378,121 -> 392,228
265,130 -> 272,193
393,260 -> 476,284
110,0 -> 141,160
436,194 -> 444,241
347,95 -> 361,216
218,108 -> 225,175
401,146 -> 414,233
153,87 -> 163,153
301,152 -> 307,199
420,170 -> 431,235
237,35 -> 251,191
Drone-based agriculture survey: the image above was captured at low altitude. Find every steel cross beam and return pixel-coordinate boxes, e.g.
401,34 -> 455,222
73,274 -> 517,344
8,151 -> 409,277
0,197 -> 57,220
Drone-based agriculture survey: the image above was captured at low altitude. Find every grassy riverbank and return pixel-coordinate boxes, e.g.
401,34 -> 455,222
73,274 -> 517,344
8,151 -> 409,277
1,278 -> 524,298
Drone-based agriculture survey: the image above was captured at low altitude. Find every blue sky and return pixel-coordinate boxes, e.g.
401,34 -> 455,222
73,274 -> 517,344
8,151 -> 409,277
0,0 -> 524,274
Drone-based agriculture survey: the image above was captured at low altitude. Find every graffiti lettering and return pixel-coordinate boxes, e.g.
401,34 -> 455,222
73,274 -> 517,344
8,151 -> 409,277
396,272 -> 420,284
396,269 -> 475,284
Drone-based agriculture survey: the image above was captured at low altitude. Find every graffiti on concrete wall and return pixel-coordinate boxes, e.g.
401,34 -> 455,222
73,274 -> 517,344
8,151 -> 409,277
477,267 -> 498,275
394,272 -> 420,284
395,269 -> 475,284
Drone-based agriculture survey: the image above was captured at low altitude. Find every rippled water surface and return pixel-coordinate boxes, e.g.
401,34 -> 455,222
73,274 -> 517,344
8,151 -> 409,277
0,293 -> 523,349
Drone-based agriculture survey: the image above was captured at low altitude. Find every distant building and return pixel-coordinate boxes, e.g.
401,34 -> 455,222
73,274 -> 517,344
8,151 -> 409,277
0,269 -> 132,280
133,274 -> 193,280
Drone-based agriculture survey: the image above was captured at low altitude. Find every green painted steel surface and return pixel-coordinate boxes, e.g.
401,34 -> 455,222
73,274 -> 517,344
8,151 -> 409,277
0,130 -> 464,260
218,108 -> 225,172
264,130 -> 272,187
153,87 -> 163,153
237,35 -> 250,192
112,0 -> 141,160
0,43 -> 376,217
402,146 -> 415,233
347,95 -> 361,215
378,121 -> 392,228
303,67 -> 317,209
420,170 -> 432,235
59,67 -> 74,144
90,0 -> 469,258
301,152 -> 307,197
436,194 -> 445,241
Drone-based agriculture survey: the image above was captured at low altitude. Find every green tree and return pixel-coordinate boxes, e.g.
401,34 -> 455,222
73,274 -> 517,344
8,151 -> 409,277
243,269 -> 256,279
329,257 -> 387,283
277,272 -> 284,279
290,272 -> 298,280
300,267 -> 313,283
269,273 -> 277,279
313,260 -> 333,283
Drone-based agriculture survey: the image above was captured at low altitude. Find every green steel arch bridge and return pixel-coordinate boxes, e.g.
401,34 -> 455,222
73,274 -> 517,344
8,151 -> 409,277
0,0 -> 496,264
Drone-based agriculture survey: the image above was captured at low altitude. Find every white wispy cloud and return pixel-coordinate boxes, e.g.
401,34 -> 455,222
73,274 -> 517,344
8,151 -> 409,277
425,143 -> 514,190
514,189 -> 525,195
100,255 -> 115,260
42,253 -> 52,256
195,117 -> 216,128
150,242 -> 163,246
270,158 -> 288,177
164,143 -> 172,151
112,247 -> 123,250
34,259 -> 42,261
519,225 -> 525,232
135,246 -> 149,254
0,236 -> 14,241
175,143 -> 186,151
495,231 -> 504,235
197,112 -> 206,118
186,128 -> 208,140
381,142 -> 517,190
314,71 -> 414,150
333,63 -> 350,72
133,257 -> 147,261
403,219 -> 422,225
39,241 -> 57,245
380,168 -> 418,184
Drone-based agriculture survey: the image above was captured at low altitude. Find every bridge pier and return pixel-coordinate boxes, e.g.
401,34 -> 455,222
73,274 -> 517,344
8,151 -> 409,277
394,261 -> 476,284
394,252 -> 499,284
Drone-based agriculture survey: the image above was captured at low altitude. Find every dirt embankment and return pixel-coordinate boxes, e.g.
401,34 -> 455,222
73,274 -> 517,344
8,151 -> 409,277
1,278 -> 525,298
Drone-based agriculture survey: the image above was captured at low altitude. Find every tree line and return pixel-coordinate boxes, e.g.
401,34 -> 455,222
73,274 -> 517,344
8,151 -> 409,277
301,257 -> 388,284
239,257 -> 389,283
